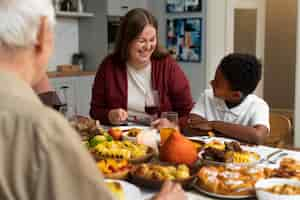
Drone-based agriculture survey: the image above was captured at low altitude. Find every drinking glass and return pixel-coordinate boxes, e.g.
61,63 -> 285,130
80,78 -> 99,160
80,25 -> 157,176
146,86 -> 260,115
160,111 -> 178,125
144,90 -> 160,120
57,86 -> 77,120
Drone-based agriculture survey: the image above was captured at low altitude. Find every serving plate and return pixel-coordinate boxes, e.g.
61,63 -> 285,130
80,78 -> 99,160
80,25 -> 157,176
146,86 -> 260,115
193,184 -> 254,199
105,179 -> 142,200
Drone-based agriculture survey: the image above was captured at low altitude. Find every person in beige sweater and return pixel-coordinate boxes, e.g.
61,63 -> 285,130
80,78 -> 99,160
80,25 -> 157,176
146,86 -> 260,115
0,0 -> 186,199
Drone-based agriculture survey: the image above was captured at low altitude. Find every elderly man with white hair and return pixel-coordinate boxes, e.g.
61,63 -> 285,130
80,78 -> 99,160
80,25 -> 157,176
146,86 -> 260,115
0,0 -> 187,200
0,0 -> 114,199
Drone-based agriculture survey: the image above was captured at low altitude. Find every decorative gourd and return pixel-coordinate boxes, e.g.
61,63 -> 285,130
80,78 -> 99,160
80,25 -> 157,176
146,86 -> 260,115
159,131 -> 198,166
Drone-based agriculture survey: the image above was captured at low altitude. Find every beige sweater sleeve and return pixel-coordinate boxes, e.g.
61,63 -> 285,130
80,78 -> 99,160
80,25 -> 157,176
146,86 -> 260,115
33,111 -> 115,200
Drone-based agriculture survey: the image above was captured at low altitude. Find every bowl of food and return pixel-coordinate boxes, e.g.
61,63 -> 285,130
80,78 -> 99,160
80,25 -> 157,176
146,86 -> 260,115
255,178 -> 300,200
130,162 -> 196,190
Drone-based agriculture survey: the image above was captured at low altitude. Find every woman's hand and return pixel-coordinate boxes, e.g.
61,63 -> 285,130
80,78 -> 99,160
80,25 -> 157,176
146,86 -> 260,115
152,181 -> 187,200
108,108 -> 128,125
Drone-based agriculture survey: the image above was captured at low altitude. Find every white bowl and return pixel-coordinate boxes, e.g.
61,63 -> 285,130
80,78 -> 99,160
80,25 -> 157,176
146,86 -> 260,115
255,178 -> 300,200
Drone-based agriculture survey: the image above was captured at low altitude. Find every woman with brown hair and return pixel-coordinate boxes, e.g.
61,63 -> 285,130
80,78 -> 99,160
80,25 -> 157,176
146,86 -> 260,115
90,8 -> 193,125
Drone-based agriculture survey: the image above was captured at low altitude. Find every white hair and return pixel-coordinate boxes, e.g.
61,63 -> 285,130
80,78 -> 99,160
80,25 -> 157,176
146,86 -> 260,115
0,0 -> 55,49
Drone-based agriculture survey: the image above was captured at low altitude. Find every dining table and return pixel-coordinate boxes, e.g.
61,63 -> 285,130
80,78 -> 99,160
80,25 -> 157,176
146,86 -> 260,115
102,123 -> 300,200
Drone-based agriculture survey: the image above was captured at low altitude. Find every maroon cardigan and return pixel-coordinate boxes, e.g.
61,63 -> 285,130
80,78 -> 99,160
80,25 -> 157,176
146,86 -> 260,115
90,54 -> 194,125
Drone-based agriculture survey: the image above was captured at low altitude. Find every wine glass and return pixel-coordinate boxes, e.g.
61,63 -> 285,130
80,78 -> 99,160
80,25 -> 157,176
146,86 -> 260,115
144,89 -> 160,121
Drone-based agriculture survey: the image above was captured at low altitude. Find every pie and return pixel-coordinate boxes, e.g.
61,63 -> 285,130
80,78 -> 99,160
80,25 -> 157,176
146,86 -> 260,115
197,165 -> 265,196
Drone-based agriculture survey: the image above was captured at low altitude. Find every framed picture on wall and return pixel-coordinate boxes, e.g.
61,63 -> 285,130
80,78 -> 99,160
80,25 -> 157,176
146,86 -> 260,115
167,18 -> 202,62
166,0 -> 202,13
166,0 -> 185,13
185,0 -> 202,12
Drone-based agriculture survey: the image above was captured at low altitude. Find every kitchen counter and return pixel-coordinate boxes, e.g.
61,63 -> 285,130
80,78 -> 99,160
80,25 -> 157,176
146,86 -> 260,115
47,71 -> 96,78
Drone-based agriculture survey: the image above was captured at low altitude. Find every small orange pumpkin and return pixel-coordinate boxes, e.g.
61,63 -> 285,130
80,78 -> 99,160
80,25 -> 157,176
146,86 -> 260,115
159,131 -> 198,166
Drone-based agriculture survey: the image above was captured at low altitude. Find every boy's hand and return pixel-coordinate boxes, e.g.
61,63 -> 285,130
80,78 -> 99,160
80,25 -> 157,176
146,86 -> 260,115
187,113 -> 207,125
189,121 -> 213,131
187,114 -> 213,131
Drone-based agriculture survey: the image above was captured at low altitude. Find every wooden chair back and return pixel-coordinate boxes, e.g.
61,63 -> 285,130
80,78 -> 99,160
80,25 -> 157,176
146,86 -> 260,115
264,112 -> 292,148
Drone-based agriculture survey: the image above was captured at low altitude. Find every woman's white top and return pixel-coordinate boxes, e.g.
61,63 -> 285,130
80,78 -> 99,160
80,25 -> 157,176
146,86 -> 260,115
127,62 -> 151,118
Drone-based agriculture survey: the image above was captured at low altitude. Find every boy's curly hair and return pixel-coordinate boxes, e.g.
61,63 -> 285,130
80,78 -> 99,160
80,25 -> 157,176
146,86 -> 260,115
219,53 -> 262,96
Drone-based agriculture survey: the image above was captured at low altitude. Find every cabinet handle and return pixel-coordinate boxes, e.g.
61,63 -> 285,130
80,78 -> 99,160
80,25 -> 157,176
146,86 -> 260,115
121,6 -> 128,9
60,86 -> 69,89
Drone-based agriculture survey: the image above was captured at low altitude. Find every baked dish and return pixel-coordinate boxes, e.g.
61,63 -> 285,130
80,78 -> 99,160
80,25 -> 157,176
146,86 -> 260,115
197,165 -> 265,196
90,140 -> 152,162
200,141 -> 260,165
264,157 -> 300,180
130,163 -> 192,189
105,181 -> 125,200
97,159 -> 132,179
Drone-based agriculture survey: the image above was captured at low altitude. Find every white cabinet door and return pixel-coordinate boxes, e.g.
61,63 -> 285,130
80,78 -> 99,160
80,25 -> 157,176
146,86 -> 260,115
74,76 -> 95,117
50,77 -> 76,109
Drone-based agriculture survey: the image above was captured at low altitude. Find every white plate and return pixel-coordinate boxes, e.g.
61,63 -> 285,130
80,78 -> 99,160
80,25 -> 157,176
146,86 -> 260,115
121,127 -> 160,142
187,136 -> 237,144
105,179 -> 142,200
193,184 -> 254,199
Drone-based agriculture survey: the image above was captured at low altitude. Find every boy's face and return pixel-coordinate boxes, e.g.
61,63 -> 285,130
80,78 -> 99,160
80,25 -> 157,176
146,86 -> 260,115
210,67 -> 242,102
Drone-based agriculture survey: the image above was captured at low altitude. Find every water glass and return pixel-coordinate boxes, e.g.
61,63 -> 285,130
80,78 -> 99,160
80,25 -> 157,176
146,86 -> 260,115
160,111 -> 178,125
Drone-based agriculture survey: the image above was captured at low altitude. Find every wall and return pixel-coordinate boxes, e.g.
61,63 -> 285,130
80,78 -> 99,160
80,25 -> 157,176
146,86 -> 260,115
48,19 -> 79,71
294,0 -> 300,147
264,0 -> 297,110
148,0 -> 206,100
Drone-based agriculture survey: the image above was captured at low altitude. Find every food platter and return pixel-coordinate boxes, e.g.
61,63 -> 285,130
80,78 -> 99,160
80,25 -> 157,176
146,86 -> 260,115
91,144 -> 155,164
195,137 -> 263,167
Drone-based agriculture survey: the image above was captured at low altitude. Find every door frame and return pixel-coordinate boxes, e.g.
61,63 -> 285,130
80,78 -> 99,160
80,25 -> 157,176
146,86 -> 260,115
225,0 -> 266,97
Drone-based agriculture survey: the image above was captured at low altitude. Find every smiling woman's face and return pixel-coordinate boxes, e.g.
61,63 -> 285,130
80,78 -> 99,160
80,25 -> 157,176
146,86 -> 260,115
128,24 -> 157,68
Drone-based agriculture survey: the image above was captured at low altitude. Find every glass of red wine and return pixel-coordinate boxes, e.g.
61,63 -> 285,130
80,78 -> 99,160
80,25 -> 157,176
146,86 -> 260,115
145,89 -> 160,121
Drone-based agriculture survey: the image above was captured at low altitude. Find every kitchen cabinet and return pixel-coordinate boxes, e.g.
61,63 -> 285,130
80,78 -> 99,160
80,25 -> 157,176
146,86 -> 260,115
50,75 -> 95,117
107,0 -> 147,16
